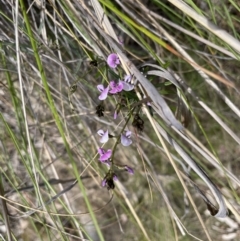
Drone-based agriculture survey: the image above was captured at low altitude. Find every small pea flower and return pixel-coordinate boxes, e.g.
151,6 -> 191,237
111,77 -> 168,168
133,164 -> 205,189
124,165 -> 134,174
121,130 -> 132,146
113,110 -> 118,119
97,129 -> 109,143
121,75 -> 134,91
98,148 -> 112,162
97,84 -> 109,100
109,81 -> 123,94
107,53 -> 120,68
101,178 -> 107,187
118,36 -> 124,45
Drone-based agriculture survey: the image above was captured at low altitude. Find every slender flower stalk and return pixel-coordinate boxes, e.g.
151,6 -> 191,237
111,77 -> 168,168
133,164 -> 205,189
94,51 -> 137,191
110,107 -> 136,165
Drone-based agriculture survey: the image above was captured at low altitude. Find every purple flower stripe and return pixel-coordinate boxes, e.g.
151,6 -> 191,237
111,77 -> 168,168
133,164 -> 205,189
97,129 -> 109,143
97,84 -> 109,100
121,131 -> 132,146
124,165 -> 134,174
109,81 -> 123,94
107,53 -> 120,68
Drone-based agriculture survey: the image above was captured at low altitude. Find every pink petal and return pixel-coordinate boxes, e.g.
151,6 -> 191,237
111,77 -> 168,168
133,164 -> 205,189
109,81 -> 118,94
109,81 -> 124,94
97,130 -> 104,136
109,81 -> 116,89
125,130 -> 132,138
98,85 -> 109,100
116,82 -> 123,92
99,149 -> 112,161
109,89 -> 118,94
98,148 -> 105,156
124,75 -> 132,83
114,111 -> 117,119
102,178 -> 107,187
121,134 -> 132,146
124,165 -> 134,174
115,58 -> 120,65
99,130 -> 109,143
97,84 -> 104,92
121,81 -> 134,91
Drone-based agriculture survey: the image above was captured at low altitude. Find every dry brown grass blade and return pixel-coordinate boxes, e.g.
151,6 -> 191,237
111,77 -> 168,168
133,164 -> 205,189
167,0 -> 240,55
146,10 -> 237,60
119,0 -> 236,89
146,10 -> 236,90
144,109 -> 213,241
115,182 -> 151,241
86,14 -> 228,219
90,0 -> 118,40
90,0 -> 129,74
0,176 -> 13,241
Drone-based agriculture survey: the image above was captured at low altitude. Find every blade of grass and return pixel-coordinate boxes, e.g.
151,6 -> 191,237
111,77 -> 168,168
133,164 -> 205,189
18,1 -> 105,240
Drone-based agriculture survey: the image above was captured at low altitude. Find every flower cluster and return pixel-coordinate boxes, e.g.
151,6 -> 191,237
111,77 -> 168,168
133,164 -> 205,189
97,75 -> 134,101
95,53 -> 138,121
97,129 -> 132,147
96,127 -> 134,189
95,53 -> 137,190
97,54 -> 134,103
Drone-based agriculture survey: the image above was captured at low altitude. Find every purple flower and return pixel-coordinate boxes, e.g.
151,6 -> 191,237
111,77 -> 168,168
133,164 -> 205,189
124,165 -> 134,174
97,129 -> 109,143
121,130 -> 132,146
121,75 -> 134,91
98,148 -> 112,161
113,110 -> 118,119
109,81 -> 123,94
97,84 -> 109,100
118,36 -> 124,45
107,53 -> 120,68
101,178 -> 107,187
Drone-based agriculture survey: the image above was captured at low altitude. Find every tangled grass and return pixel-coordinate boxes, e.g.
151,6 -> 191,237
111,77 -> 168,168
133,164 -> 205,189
0,0 -> 240,240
